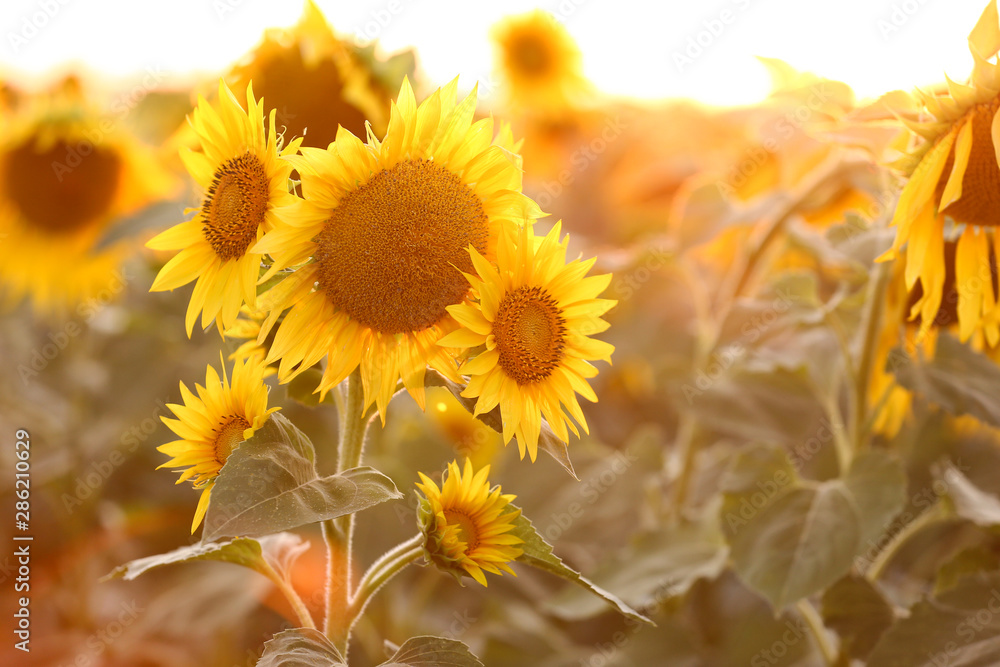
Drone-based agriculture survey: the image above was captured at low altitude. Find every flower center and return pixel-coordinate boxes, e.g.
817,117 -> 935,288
213,415 -> 251,466
314,159 -> 489,334
4,137 -> 121,234
493,285 -> 566,385
906,239 -> 998,328
938,96 -> 1000,227
443,508 -> 480,554
509,32 -> 553,77
202,152 -> 269,261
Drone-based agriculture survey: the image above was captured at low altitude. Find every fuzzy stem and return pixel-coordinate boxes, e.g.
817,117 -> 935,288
260,560 -> 316,630
852,259 -> 891,452
865,501 -> 948,582
346,534 -> 424,633
796,599 -> 837,667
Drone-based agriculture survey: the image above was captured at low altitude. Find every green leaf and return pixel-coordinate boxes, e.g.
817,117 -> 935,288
546,512 -> 728,621
892,332 -> 1000,428
938,462 -> 1000,527
257,628 -> 346,667
843,450 -> 907,546
821,574 -> 895,661
203,413 -> 402,541
868,572 -> 1000,666
936,547 -> 1000,595
378,636 -> 484,667
510,510 -> 654,625
102,532 -> 307,583
425,370 -> 577,479
726,482 -> 861,611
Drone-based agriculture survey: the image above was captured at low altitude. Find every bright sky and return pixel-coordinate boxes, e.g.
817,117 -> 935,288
0,0 -> 991,107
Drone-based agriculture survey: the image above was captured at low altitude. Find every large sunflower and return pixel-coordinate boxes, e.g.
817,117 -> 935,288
157,355 -> 279,532
439,223 -> 615,462
416,459 -> 523,587
879,0 -> 1000,343
0,77 -> 174,317
492,10 -> 587,115
147,79 -> 301,336
254,78 -> 543,419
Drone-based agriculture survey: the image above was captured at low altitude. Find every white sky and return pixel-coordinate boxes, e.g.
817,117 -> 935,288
0,0 -> 991,107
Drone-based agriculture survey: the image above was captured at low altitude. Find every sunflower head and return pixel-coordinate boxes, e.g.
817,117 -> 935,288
157,355 -> 279,532
225,0 -> 393,147
0,76 -> 175,317
491,10 -> 587,114
254,77 -> 544,420
879,0 -> 1000,344
147,79 -> 301,336
415,459 -> 523,587
439,222 -> 615,461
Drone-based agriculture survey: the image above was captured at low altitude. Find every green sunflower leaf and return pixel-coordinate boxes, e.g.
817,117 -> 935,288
257,628 -> 346,667
102,532 -> 308,583
510,509 -> 654,625
820,574 -> 895,661
203,413 -> 402,541
377,636 -> 484,667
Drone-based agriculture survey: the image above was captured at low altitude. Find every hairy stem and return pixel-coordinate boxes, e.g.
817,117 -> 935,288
346,534 -> 424,634
796,599 -> 837,667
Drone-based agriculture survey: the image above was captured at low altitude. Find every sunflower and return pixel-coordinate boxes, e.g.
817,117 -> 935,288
147,79 -> 301,336
415,459 -> 523,587
0,77 -> 174,317
878,0 -> 1000,343
224,0 -> 394,148
157,355 -> 279,532
438,222 -> 615,462
491,10 -> 587,114
254,78 -> 544,419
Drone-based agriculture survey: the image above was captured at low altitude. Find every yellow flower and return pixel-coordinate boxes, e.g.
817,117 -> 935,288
225,0 -> 392,148
416,459 -> 523,587
879,0 -> 1000,344
157,355 -> 279,532
147,79 -> 301,336
0,77 -> 174,317
492,10 -> 587,114
439,223 -> 615,462
254,78 -> 543,419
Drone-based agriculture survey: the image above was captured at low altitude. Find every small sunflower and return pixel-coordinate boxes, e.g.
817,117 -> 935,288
147,79 -> 301,336
157,355 -> 279,532
879,0 -> 1000,343
491,10 -> 587,114
439,222 -> 615,462
225,0 -> 393,147
415,459 -> 523,587
0,77 -> 174,317
254,78 -> 543,419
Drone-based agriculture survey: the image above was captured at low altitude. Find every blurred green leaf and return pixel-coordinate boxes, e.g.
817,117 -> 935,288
843,450 -> 906,545
510,510 -> 653,625
821,574 -> 895,661
892,333 -> 1000,429
203,413 -> 401,541
867,572 -> 1000,666
258,628 -> 346,666
938,462 -> 1000,528
103,532 -> 307,583
378,636 -> 484,667
936,547 -> 1000,596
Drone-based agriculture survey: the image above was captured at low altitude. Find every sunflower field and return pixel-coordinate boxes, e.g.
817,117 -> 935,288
8,1 -> 1000,666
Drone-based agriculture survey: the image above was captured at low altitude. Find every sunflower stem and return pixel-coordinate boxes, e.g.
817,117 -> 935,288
795,599 -> 837,667
851,258 -> 891,452
345,534 -> 424,634
323,368 -> 370,654
864,501 -> 948,582
260,560 -> 316,630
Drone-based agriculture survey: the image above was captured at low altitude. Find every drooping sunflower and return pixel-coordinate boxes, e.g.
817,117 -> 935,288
416,459 -> 523,587
254,78 -> 544,419
491,10 -> 587,114
147,79 -> 301,336
157,355 -> 279,532
224,0 -> 396,148
878,0 -> 1000,343
438,222 -> 615,462
0,76 -> 174,317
